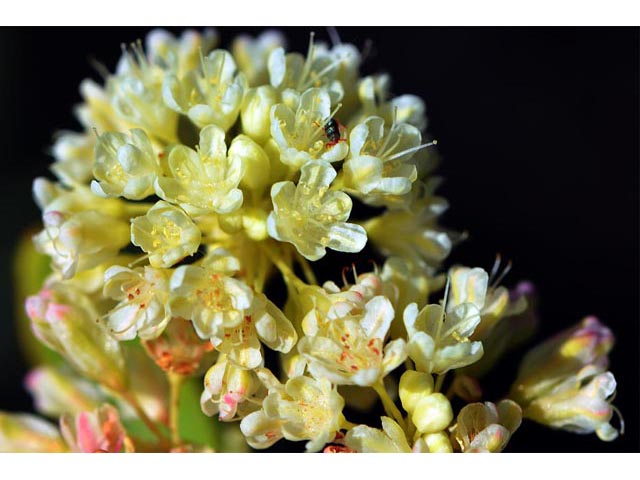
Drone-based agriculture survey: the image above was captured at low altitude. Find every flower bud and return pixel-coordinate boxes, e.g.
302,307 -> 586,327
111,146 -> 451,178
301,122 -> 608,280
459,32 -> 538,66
413,431 -> 453,453
0,412 -> 67,452
452,400 -> 522,452
399,370 -> 433,414
229,134 -> 271,194
25,284 -> 127,392
411,393 -> 453,434
241,86 -> 279,144
60,404 -> 132,452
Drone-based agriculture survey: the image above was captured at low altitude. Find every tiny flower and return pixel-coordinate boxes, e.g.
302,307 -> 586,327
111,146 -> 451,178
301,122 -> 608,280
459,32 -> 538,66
131,200 -> 201,268
451,400 -> 522,453
91,129 -> 158,200
403,267 -> 489,375
24,366 -> 105,418
143,317 -> 214,375
232,30 -> 286,86
241,370 -> 345,452
240,85 -> 280,144
231,134 -> 271,195
363,183 -> 452,271
267,160 -> 367,261
343,116 -> 427,204
60,404 -> 132,453
0,412 -> 67,453
25,283 -> 127,392
162,49 -> 246,131
50,131 -> 94,185
146,28 -> 218,75
298,295 -> 406,386
33,209 -> 130,279
345,416 -> 411,453
103,265 -> 172,340
108,43 -> 178,143
154,125 -> 244,216
270,88 -> 348,168
413,432 -> 453,453
411,392 -> 453,435
201,357 -> 263,422
169,262 -> 253,341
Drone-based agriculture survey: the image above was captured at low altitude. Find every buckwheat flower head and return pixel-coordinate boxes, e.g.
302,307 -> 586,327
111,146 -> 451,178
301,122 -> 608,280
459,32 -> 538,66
154,125 -> 244,215
267,160 -> 366,261
298,295 -> 406,386
60,404 -> 132,453
102,265 -> 172,340
240,369 -> 345,452
163,49 -> 247,131
33,209 -> 130,280
0,413 -> 67,453
451,400 -> 522,453
91,129 -> 159,200
131,200 -> 201,268
270,88 -> 348,168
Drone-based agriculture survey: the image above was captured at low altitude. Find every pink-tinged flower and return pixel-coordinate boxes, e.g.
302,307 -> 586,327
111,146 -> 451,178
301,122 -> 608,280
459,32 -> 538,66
510,317 -> 621,441
25,283 -> 127,392
0,412 -> 67,452
60,404 -> 132,453
451,400 -> 522,453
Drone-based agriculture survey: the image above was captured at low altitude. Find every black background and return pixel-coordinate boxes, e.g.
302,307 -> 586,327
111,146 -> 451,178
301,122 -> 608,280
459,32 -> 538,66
0,27 -> 637,452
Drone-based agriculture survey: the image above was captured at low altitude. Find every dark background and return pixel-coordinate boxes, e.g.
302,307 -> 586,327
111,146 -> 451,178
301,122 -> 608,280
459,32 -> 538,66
0,27 -> 637,452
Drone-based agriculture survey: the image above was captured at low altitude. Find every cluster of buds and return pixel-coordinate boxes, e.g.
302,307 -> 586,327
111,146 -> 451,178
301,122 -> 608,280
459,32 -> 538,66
1,28 -> 622,453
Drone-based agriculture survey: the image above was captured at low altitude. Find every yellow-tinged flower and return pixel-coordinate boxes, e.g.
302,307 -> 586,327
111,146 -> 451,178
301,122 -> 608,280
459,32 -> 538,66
241,85 -> 280,144
60,404 -> 132,453
298,295 -> 406,386
169,262 -> 254,342
343,116 -> 425,204
108,43 -> 178,143
33,209 -> 130,280
131,200 -> 201,268
345,416 -> 411,453
363,182 -> 452,271
25,283 -> 127,392
399,371 -> 453,434
24,366 -> 105,418
267,160 -> 366,261
201,357 -> 263,422
232,30 -> 286,87
102,265 -> 172,340
91,129 -> 159,200
0,412 -> 67,453
162,49 -> 247,131
154,125 -> 244,215
509,317 -> 621,440
270,88 -> 348,168
146,28 -> 218,75
240,369 -> 345,452
51,131 -> 94,186
451,400 -> 522,453
403,267 -> 489,375
232,134 -> 271,195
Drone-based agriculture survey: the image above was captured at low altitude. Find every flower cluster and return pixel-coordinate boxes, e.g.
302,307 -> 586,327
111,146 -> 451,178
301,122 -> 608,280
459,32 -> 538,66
2,28 -> 623,454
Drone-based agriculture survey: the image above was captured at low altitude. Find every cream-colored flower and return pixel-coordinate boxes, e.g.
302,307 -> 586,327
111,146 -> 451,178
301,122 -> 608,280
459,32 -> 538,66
240,86 -> 280,145
91,128 -> 158,200
60,404 -> 132,453
162,49 -> 246,131
33,209 -> 130,280
240,370 -> 345,452
232,30 -> 286,87
102,265 -> 172,340
154,125 -> 244,215
146,28 -> 218,75
343,116 -> 428,204
451,400 -> 522,453
108,43 -> 178,143
345,416 -> 411,453
267,160 -> 366,261
364,182 -> 452,271
270,88 -> 348,168
298,295 -> 406,386
50,132 -> 94,186
131,200 -> 201,268
0,413 -> 67,453
169,262 -> 254,342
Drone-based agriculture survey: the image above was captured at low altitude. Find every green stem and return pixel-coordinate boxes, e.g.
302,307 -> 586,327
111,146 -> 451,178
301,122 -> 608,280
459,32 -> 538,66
296,253 -> 318,285
121,391 -> 169,447
341,419 -> 359,430
168,373 -> 184,447
373,381 -> 406,431
259,242 -> 307,291
434,373 -> 446,393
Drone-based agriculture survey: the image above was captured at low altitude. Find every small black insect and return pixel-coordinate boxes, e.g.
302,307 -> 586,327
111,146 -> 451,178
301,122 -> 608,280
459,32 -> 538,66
324,118 -> 341,144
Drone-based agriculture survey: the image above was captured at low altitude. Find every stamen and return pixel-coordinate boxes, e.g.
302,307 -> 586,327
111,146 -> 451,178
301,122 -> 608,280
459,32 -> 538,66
612,405 -> 626,435
305,52 -> 351,90
128,254 -> 150,268
489,253 -> 502,283
327,26 -> 342,47
310,102 -> 343,141
297,32 -> 316,91
385,140 -> 437,162
492,260 -> 513,288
